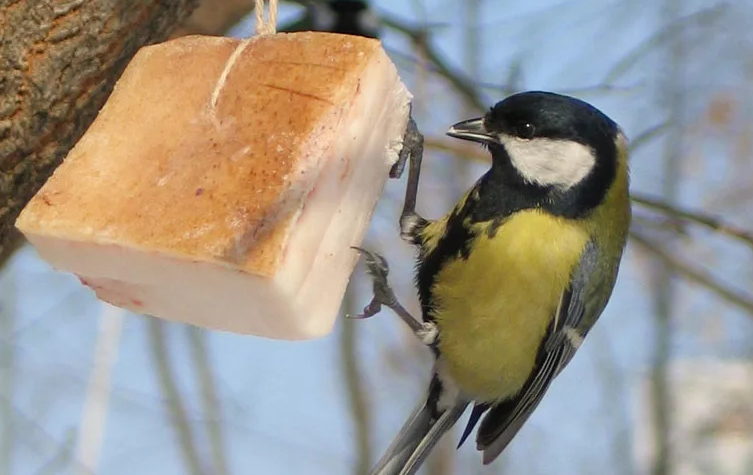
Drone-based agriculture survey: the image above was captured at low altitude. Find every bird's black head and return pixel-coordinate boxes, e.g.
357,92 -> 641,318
309,0 -> 381,39
447,91 -> 624,217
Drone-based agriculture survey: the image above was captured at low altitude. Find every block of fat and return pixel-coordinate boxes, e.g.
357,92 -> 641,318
15,32 -> 412,340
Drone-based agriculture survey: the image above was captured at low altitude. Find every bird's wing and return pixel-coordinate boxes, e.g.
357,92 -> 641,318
475,240 -> 608,464
371,376 -> 470,475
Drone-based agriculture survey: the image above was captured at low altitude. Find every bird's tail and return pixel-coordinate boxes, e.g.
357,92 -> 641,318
370,398 -> 469,475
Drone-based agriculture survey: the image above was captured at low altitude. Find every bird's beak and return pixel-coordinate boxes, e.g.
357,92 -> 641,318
446,118 -> 499,145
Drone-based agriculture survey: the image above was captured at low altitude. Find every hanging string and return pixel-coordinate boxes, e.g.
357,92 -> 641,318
211,0 -> 279,122
254,0 -> 279,36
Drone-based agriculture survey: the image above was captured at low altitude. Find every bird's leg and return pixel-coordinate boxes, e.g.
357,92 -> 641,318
390,110 -> 429,245
351,247 -> 438,347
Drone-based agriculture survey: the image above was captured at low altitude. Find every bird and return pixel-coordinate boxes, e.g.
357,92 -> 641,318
354,91 -> 632,475
279,0 -> 381,39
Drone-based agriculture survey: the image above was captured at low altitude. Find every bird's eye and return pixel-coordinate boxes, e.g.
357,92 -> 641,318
516,122 -> 535,139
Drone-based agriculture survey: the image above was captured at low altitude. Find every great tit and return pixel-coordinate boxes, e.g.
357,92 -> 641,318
355,91 -> 632,475
280,0 -> 381,39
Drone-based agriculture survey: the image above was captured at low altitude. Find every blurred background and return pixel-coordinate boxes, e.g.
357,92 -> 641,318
2,0 -> 753,474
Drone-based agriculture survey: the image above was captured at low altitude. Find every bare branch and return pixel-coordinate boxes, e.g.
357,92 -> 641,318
630,230 -> 753,314
478,81 -> 641,97
186,326 -> 230,475
604,5 -> 726,83
32,429 -> 77,475
379,13 -> 486,112
148,319 -> 206,475
628,121 -> 671,153
0,275 -> 17,474
633,195 -> 753,249
341,292 -> 373,475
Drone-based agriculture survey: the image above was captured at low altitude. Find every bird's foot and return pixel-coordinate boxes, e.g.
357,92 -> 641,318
387,108 -> 428,245
351,246 -> 397,319
399,212 -> 426,243
389,114 -> 423,179
416,321 -> 439,346
350,247 -> 432,345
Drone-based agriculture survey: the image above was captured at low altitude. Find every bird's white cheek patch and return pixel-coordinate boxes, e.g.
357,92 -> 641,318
500,136 -> 596,189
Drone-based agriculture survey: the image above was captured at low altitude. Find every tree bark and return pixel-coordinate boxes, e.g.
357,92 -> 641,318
0,0 -> 200,262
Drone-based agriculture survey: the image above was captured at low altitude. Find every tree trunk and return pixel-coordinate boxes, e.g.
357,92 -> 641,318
0,0 -> 200,262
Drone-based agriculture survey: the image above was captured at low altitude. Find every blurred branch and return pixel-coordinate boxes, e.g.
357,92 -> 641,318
341,292 -> 373,475
186,327 -> 230,475
0,394 -> 93,475
277,1 -> 487,111
630,230 -> 753,314
0,276 -> 17,475
632,195 -> 753,249
75,305 -> 125,475
370,8 -> 485,112
627,121 -> 671,153
148,319 -> 206,475
33,429 -> 77,475
631,214 -> 686,236
604,5 -> 726,83
479,81 -> 640,97
648,5 -> 687,471
425,136 -> 484,158
590,333 -> 635,475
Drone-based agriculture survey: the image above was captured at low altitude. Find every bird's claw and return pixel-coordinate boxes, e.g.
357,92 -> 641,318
351,247 -> 398,319
390,114 -> 423,179
351,247 -> 433,346
352,246 -> 389,279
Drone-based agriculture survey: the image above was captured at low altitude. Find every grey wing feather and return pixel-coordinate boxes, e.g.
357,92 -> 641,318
477,239 -> 618,463
370,393 -> 469,475
477,344 -> 566,464
557,239 -> 620,370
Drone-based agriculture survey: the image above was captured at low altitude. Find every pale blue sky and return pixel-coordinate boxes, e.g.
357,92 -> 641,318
3,1 -> 753,475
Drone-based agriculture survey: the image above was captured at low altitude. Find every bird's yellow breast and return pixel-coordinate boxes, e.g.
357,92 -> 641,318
426,210 -> 590,402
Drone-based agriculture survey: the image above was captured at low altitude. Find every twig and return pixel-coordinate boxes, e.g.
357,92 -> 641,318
341,291 -> 372,475
478,81 -> 640,97
380,13 -> 486,111
186,326 -> 230,475
75,304 -> 125,475
425,136 -> 491,162
33,429 -> 77,475
633,195 -> 753,249
0,273 -> 17,475
148,319 -> 206,475
649,14 -> 683,469
0,393 -> 94,475
603,5 -> 726,83
630,230 -> 753,314
627,121 -> 671,153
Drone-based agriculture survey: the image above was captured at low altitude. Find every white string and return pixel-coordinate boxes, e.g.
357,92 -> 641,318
254,0 -> 279,36
210,0 -> 279,124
